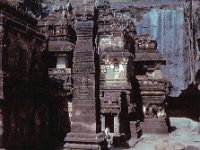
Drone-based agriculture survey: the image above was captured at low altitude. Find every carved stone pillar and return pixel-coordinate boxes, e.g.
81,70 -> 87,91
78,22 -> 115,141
101,115 -> 105,132
114,115 -> 120,135
64,1 -> 105,149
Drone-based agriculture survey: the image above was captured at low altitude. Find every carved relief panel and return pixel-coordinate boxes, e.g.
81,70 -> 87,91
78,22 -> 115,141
101,56 -> 128,86
98,35 -> 130,86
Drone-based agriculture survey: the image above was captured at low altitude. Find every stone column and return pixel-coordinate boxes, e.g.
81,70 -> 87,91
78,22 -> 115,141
64,1 -> 105,149
101,115 -> 105,132
114,115 -> 120,135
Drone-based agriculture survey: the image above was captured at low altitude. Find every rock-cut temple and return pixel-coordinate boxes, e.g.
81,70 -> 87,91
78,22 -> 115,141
0,0 -> 200,149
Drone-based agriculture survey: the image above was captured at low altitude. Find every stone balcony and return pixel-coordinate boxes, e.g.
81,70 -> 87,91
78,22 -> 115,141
48,68 -> 72,96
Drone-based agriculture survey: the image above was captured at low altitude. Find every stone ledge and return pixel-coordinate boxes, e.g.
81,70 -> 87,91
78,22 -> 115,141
64,143 -> 101,150
65,132 -> 106,143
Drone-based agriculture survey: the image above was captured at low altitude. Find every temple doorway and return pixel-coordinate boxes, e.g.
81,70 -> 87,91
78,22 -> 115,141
105,114 -> 114,133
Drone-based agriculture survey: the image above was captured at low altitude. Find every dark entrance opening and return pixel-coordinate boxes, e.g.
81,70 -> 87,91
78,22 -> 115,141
105,114 -> 114,133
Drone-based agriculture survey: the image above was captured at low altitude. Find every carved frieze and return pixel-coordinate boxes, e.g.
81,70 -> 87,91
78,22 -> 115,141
135,35 -> 157,52
98,11 -> 115,24
98,35 -> 125,53
97,5 -> 137,41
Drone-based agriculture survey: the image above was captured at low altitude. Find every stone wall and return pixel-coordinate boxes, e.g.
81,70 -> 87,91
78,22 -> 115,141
0,2 -> 71,149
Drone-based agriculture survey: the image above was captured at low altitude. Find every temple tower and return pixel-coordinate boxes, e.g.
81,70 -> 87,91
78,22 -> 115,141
97,0 -> 136,141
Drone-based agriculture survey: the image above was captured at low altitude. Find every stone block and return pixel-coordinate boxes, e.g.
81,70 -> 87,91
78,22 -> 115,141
64,132 -> 106,150
142,118 -> 168,134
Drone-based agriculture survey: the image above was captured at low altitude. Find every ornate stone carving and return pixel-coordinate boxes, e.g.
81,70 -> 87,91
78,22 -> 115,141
96,1 -> 171,138
135,35 -> 157,53
143,104 -> 166,118
132,34 -> 170,134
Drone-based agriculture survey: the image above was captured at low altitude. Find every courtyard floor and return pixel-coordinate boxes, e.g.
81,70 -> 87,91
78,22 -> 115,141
112,117 -> 200,150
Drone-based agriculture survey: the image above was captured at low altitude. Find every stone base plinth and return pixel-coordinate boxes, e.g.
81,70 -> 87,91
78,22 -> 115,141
64,143 -> 102,150
142,118 -> 168,134
64,133 -> 106,150
130,121 -> 142,138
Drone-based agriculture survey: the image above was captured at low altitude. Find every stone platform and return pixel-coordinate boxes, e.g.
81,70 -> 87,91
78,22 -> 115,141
64,143 -> 105,150
64,132 -> 106,150
142,118 -> 168,134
